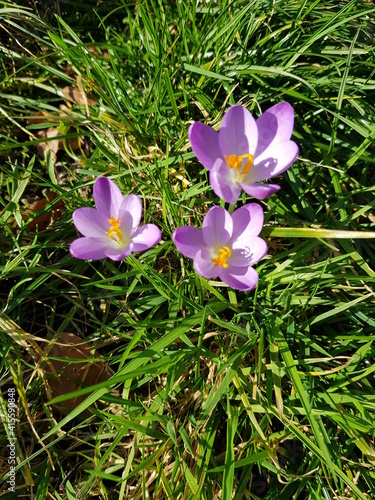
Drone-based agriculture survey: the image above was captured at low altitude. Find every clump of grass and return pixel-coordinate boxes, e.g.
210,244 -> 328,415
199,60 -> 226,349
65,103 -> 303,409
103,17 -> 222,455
1,0 -> 375,498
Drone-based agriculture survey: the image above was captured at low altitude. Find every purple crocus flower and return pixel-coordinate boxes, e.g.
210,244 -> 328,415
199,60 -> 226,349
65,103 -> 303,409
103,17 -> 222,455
188,102 -> 299,203
172,204 -> 267,291
70,177 -> 161,261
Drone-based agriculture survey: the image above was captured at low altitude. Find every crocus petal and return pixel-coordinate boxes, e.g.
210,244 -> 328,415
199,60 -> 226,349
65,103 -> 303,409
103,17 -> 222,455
131,224 -> 162,252
240,183 -> 281,199
118,195 -> 142,234
93,177 -> 124,219
231,203 -> 264,240
172,226 -> 205,259
70,237 -> 114,260
228,249 -> 253,267
72,207 -> 110,237
118,196 -> 143,241
188,122 -> 220,171
231,237 -> 268,265
221,266 -> 259,291
202,206 -> 233,249
219,105 -> 258,157
249,140 -> 299,182
194,250 -> 221,279
210,159 -> 242,204
254,102 -> 295,157
104,245 -> 133,261
266,102 -> 295,139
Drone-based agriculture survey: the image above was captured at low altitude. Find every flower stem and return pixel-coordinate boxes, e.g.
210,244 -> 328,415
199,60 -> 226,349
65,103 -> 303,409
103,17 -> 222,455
228,203 -> 236,214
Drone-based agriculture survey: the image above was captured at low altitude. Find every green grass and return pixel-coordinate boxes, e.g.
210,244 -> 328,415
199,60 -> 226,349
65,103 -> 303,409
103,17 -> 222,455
1,0 -> 375,498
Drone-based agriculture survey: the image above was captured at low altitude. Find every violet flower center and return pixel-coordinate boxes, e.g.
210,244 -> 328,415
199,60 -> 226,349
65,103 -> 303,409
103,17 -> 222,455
211,246 -> 232,268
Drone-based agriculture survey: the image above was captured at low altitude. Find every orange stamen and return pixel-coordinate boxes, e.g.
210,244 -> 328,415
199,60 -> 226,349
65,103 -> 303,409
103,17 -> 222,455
225,154 -> 253,175
106,216 -> 123,242
212,246 -> 231,268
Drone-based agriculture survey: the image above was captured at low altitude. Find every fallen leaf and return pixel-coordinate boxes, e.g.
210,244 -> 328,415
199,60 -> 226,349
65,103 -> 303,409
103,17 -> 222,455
24,192 -> 65,232
61,85 -> 98,106
87,45 -> 110,59
27,111 -> 59,125
34,126 -> 81,160
35,127 -> 60,160
27,89 -> 88,163
44,332 -> 114,414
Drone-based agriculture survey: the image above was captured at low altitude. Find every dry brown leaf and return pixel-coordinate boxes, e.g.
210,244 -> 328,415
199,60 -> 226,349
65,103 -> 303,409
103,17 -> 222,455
35,126 -> 60,160
44,332 -> 114,414
61,85 -> 98,106
27,111 -> 59,125
87,45 -> 110,59
34,126 -> 81,160
58,103 -> 70,113
24,192 -> 65,232
27,88 -> 89,162
55,127 -> 81,152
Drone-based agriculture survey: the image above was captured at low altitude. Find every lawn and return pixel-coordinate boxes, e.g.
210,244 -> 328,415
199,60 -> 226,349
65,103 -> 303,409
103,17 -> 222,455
1,0 -> 375,498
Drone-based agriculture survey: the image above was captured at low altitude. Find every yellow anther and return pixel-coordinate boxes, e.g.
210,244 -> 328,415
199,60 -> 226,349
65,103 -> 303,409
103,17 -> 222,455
106,216 -> 123,242
225,155 -> 243,169
212,246 -> 232,268
225,154 -> 254,175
